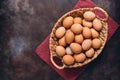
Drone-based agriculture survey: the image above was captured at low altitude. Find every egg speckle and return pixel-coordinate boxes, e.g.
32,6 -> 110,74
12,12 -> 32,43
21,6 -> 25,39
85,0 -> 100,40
82,39 -> 92,50
74,53 -> 86,63
91,28 -> 99,38
82,27 -> 92,38
75,34 -> 84,44
63,55 -> 74,65
92,38 -> 102,49
85,48 -> 95,57
83,11 -> 95,21
56,46 -> 66,56
58,36 -> 66,47
70,43 -> 82,54
74,17 -> 82,24
65,30 -> 74,44
63,16 -> 74,29
71,24 -> 83,34
93,18 -> 102,31
55,27 -> 66,38
82,19 -> 92,28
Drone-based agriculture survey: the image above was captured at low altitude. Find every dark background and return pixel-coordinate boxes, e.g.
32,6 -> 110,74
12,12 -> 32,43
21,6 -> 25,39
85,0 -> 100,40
0,0 -> 120,80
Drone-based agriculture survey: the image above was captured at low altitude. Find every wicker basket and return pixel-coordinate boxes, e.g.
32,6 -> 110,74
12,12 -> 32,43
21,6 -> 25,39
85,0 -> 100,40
49,7 -> 108,69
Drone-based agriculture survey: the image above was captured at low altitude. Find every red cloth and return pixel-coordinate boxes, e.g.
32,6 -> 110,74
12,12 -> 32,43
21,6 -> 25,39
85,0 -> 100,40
35,0 -> 119,80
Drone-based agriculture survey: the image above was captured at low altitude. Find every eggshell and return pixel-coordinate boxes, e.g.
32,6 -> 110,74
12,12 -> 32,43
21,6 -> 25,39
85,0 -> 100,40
63,55 -> 74,65
75,34 -> 84,44
85,48 -> 95,57
70,43 -> 82,54
93,18 -> 102,31
83,11 -> 95,21
56,46 -> 66,57
71,24 -> 83,34
92,38 -> 102,49
58,36 -> 66,47
82,19 -> 92,28
74,53 -> 86,63
82,39 -> 92,50
55,27 -> 66,38
63,16 -> 74,29
82,27 -> 92,38
74,17 -> 82,24
91,28 -> 99,38
65,30 -> 74,44
66,47 -> 73,55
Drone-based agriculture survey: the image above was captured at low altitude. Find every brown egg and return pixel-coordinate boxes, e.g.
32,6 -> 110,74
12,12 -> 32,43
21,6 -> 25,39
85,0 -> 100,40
55,27 -> 66,38
75,34 -> 84,44
71,24 -> 83,34
65,30 -> 74,44
85,48 -> 95,57
70,43 -> 82,54
56,46 -> 66,57
66,47 -> 73,55
82,19 -> 92,28
91,28 -> 99,38
74,53 -> 86,63
82,39 -> 92,50
82,27 -> 92,38
63,16 -> 74,29
83,11 -> 96,21
58,36 -> 66,47
93,18 -> 102,31
74,17 -> 82,24
63,55 -> 74,65
92,38 -> 102,49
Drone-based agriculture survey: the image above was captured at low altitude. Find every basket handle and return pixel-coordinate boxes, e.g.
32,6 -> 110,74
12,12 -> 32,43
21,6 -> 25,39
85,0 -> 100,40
94,7 -> 108,21
50,56 -> 65,69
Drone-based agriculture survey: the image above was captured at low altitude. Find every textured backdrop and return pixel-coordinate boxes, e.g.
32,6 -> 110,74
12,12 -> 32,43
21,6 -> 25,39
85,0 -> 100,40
0,0 -> 120,80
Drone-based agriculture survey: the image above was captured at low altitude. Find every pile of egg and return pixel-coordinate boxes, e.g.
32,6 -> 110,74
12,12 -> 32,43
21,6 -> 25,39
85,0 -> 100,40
55,11 -> 103,65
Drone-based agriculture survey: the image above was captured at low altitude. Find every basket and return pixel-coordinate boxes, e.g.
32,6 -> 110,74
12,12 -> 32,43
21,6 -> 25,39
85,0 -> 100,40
49,7 -> 108,69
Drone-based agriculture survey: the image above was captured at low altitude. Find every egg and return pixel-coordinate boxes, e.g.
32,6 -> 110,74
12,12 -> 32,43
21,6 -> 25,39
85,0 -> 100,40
74,17 -> 82,24
82,19 -> 92,28
75,34 -> 84,44
83,11 -> 95,21
56,46 -> 66,57
55,27 -> 66,38
93,18 -> 102,31
63,16 -> 74,29
82,39 -> 92,50
66,47 -> 73,55
70,43 -> 82,54
65,30 -> 74,44
91,28 -> 99,38
85,48 -> 95,57
58,36 -> 66,47
71,24 -> 83,34
74,53 -> 86,63
82,27 -> 92,38
63,55 -> 74,65
92,38 -> 102,49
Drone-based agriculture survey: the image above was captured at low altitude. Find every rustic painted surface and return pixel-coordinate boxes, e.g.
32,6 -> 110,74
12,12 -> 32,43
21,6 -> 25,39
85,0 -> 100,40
0,0 -> 120,80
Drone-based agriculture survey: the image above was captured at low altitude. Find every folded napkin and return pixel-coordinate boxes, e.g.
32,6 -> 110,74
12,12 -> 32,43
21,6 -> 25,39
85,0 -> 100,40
35,0 -> 119,80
